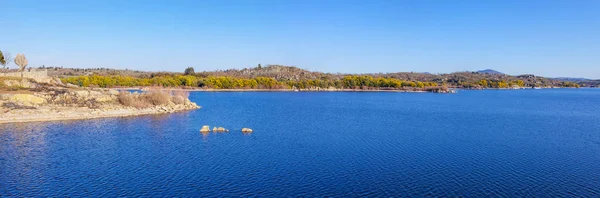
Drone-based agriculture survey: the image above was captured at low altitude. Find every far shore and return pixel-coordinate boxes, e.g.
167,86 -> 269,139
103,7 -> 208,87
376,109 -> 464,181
111,86 -> 585,93
113,88 -> 439,93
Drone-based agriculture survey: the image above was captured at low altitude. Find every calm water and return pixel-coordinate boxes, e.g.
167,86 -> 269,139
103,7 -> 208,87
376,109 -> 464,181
1,89 -> 599,197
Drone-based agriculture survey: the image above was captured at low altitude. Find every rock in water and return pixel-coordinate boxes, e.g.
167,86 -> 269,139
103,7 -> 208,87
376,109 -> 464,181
200,125 -> 210,133
216,127 -> 227,132
241,128 -> 253,133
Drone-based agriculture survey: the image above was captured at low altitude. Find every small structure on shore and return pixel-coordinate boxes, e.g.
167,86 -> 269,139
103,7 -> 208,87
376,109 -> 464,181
200,125 -> 210,133
241,128 -> 253,133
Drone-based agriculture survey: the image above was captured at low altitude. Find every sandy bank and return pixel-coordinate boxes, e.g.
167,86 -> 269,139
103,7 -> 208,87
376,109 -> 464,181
0,104 -> 198,124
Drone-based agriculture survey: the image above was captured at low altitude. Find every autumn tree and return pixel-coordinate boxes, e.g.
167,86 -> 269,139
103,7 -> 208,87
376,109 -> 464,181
478,80 -> 488,88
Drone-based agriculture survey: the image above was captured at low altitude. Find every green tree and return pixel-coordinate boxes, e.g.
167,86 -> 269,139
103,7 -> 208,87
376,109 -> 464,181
257,63 -> 262,69
0,50 -> 5,68
0,51 -> 12,70
184,67 -> 195,75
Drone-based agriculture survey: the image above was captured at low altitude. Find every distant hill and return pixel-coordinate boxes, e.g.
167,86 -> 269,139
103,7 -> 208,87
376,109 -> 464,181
553,77 -> 592,82
476,69 -> 505,75
197,65 -> 325,81
41,64 -> 577,88
576,79 -> 600,87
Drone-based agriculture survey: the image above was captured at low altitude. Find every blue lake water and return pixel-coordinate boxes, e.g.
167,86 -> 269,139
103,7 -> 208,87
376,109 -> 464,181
1,89 -> 599,197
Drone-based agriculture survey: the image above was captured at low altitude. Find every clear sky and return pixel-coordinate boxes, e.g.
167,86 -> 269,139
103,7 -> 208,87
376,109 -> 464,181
2,0 -> 599,78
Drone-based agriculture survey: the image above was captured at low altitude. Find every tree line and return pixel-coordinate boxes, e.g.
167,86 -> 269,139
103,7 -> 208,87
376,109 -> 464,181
61,72 -> 578,89
60,74 -> 446,90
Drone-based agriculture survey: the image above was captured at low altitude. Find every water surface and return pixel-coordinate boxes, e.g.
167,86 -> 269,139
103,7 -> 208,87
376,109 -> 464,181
1,89 -> 599,196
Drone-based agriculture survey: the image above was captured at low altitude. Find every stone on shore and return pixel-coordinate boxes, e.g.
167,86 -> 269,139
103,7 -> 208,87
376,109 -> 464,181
108,89 -> 119,95
9,94 -> 46,106
3,79 -> 36,88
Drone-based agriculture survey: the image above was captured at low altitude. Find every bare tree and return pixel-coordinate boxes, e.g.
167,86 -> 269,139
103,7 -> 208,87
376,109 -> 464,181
14,53 -> 28,77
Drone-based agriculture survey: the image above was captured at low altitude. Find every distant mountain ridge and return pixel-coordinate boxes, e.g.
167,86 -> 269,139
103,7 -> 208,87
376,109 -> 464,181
476,69 -> 505,75
553,77 -> 592,82
42,65 -> 592,87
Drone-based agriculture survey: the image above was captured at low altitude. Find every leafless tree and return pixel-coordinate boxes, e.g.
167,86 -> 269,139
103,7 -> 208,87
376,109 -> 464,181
14,53 -> 28,77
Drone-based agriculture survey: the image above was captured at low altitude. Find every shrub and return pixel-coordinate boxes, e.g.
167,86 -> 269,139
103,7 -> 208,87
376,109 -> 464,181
117,90 -> 187,108
172,91 -> 189,105
117,91 -> 139,107
143,91 -> 171,105
172,95 -> 185,105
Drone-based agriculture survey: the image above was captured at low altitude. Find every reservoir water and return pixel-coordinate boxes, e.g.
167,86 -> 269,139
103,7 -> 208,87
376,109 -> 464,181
1,89 -> 599,197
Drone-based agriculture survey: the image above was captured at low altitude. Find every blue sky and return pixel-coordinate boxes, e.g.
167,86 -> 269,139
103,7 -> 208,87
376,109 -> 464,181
2,0 -> 599,78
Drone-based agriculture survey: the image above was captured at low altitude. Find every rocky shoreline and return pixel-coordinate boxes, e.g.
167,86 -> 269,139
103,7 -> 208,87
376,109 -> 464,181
0,104 -> 198,124
0,78 -> 200,124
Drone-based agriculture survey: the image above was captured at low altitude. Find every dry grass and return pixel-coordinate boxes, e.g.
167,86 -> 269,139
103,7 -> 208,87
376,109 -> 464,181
117,92 -> 139,107
117,90 -> 190,108
172,91 -> 189,105
143,91 -> 171,105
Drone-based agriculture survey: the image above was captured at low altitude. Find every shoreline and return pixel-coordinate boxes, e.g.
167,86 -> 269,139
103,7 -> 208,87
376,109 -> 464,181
113,86 -> 584,93
0,79 -> 202,124
115,88 -> 440,93
0,105 -> 199,124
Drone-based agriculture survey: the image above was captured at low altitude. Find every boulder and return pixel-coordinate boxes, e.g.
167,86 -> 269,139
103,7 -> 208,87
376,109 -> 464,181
9,94 -> 46,106
241,128 -> 253,133
74,90 -> 90,98
108,89 -> 119,95
52,77 -> 65,86
66,83 -> 79,88
94,95 -> 115,102
2,79 -> 39,89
